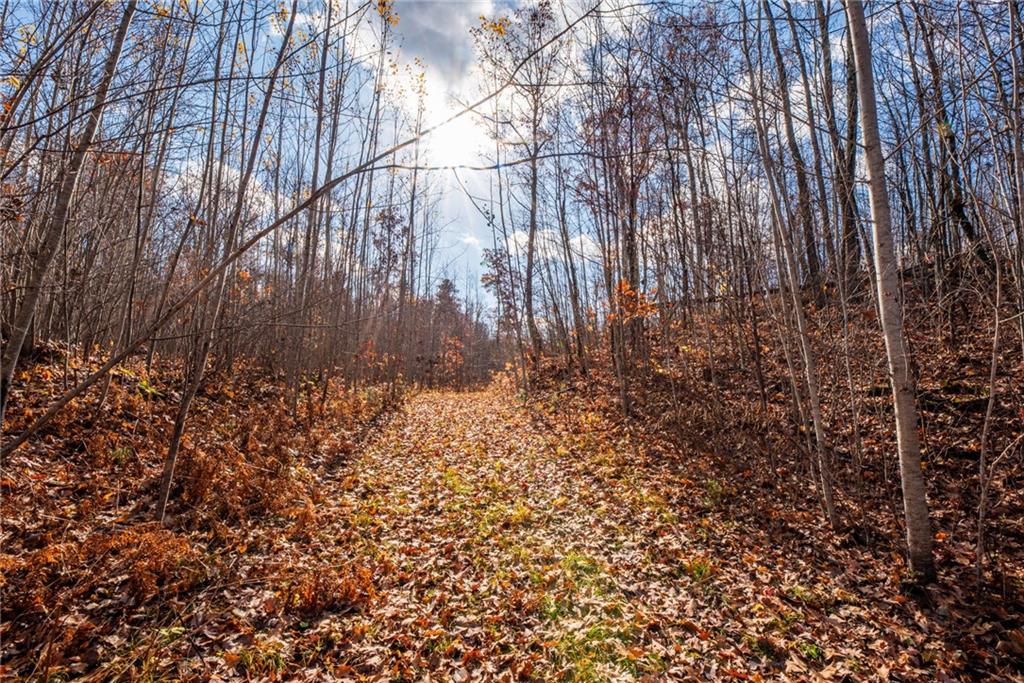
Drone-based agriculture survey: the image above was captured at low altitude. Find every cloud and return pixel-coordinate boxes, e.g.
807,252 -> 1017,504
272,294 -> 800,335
460,233 -> 482,248
392,2 -> 490,88
167,158 -> 276,220
507,229 -> 601,263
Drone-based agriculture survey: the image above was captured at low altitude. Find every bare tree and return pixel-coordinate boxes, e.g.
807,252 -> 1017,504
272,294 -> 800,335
845,0 -> 935,582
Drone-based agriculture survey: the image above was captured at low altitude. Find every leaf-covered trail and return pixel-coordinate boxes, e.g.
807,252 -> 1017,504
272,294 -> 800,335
333,389 -> 664,679
300,389 -> 935,681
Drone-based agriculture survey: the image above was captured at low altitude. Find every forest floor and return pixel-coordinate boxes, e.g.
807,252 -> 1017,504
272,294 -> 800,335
178,388 -> 1009,681
3,371 -> 1021,680
273,389 -> 1011,682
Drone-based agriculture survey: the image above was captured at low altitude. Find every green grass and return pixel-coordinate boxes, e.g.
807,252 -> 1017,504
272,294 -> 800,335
685,557 -> 714,583
702,478 -> 724,507
234,638 -> 286,677
541,593 -> 570,621
560,552 -> 602,582
476,498 -> 534,537
744,633 -> 785,661
797,639 -> 824,661
786,584 -> 832,608
442,467 -> 472,495
549,622 -> 661,680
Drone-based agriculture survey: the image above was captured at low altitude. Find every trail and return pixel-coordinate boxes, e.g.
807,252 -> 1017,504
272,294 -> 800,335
286,390 -> 930,681
326,390 -> 670,680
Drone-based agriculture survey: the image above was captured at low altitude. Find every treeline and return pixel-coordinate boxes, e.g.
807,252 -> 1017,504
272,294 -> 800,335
1,2 -> 497,413
473,1 -> 1022,585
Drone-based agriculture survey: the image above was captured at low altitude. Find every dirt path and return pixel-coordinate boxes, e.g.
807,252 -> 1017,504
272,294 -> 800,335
245,390 -> 939,681
327,389 -> 671,680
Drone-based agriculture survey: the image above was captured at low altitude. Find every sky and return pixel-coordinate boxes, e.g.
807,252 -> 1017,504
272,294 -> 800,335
381,0 -> 511,299
159,0 -> 517,305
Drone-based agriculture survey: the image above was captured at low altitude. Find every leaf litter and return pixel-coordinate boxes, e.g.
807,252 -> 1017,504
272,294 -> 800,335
2,354 -> 1021,680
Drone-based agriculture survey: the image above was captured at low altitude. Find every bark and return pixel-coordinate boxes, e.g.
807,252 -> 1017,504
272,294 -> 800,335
845,0 -> 936,582
155,1 -> 298,522
743,3 -> 838,528
763,0 -> 820,285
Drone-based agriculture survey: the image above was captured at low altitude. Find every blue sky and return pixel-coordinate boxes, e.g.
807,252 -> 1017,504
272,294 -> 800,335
384,0 -> 514,298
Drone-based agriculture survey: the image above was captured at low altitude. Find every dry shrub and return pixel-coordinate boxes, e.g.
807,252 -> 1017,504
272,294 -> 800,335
0,542 -> 76,615
87,526 -> 204,601
171,383 -> 395,527
174,402 -> 306,526
276,563 -> 376,617
1,526 -> 202,618
2,356 -> 402,679
284,497 -> 319,539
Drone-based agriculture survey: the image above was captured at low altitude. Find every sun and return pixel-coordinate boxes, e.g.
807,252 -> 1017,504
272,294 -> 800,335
417,82 -> 490,170
426,115 -> 489,169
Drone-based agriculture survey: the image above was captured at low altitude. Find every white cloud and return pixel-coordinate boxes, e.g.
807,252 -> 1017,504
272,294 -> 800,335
167,158 -> 276,221
507,228 -> 601,264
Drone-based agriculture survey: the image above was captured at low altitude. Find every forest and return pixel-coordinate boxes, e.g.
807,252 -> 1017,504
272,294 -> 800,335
1,0 -> 1023,680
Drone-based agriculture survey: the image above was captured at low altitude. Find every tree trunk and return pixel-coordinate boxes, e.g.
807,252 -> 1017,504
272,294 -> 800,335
155,0 -> 298,522
845,0 -> 936,583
